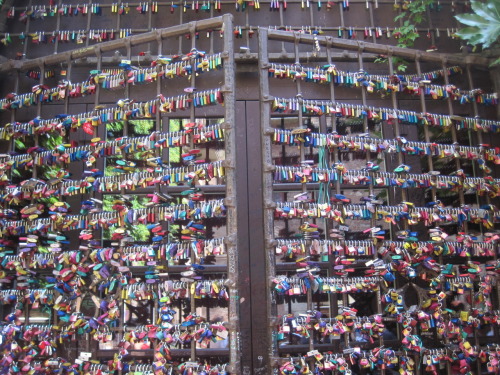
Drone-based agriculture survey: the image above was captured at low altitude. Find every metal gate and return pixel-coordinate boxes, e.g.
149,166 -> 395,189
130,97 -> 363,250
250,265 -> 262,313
0,15 -> 243,374
253,27 -> 500,374
0,7 -> 498,375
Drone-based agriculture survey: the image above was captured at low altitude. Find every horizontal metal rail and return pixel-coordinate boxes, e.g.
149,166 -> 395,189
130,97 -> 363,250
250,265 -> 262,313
264,28 -> 491,67
0,16 -> 226,73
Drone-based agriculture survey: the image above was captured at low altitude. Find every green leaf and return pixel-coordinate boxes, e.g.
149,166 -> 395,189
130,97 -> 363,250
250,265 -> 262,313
486,0 -> 500,20
392,0 -> 442,50
470,0 -> 499,23
374,57 -> 388,64
490,57 -> 500,66
455,0 -> 500,48
129,224 -> 150,242
455,13 -> 490,28
454,27 -> 480,40
394,12 -> 407,21
130,119 -> 154,135
14,139 -> 26,150
455,27 -> 483,45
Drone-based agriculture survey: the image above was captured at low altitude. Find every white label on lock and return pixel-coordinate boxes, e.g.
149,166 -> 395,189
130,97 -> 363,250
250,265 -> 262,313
217,330 -> 228,339
307,350 -> 320,357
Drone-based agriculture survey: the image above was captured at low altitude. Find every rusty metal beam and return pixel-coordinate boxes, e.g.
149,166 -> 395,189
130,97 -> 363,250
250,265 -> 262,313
257,27 -> 276,375
0,16 -> 226,73
3,51 -> 489,73
264,29 -> 492,67
96,348 -> 230,358
220,13 -> 241,375
8,51 -> 489,68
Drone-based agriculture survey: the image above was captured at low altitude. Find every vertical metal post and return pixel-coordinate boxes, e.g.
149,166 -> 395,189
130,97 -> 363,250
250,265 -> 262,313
116,0 -> 122,32
441,60 -> 466,235
221,14 -> 240,375
293,36 -> 306,197
465,64 -> 487,211
148,0 -> 153,32
94,47 -> 102,118
338,0 -> 346,40
63,57 -> 72,115
178,0 -> 184,54
367,1 -> 377,43
465,65 -> 481,141
278,6 -> 286,55
189,23 -> 197,150
245,11 -> 250,48
85,0 -> 92,47
293,33 -> 313,358
309,0 -> 314,31
357,45 -> 370,183
22,0 -> 33,59
259,27 -> 276,375
92,46 -> 102,187
156,33 -> 163,134
415,57 -> 436,201
209,5 -> 215,55
54,0 -> 62,54
31,62 -> 45,179
155,32 -> 164,196
9,71 -> 19,155
387,51 -> 407,210
441,61 -> 459,160
386,52 -> 401,159
325,38 -> 339,350
123,40 -> 132,138
426,6 -> 436,49
188,21 -> 197,364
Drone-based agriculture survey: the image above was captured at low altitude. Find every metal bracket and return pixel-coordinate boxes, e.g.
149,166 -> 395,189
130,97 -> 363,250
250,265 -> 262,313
222,160 -> 235,169
265,239 -> 277,247
264,200 -> 277,209
264,164 -> 276,172
261,95 -> 275,102
220,85 -> 233,93
224,196 -> 236,207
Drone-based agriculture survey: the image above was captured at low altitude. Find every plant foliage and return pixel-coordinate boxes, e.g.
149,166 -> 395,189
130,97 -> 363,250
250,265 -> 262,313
130,119 -> 154,135
455,0 -> 500,49
102,195 -> 151,242
378,0 -> 434,71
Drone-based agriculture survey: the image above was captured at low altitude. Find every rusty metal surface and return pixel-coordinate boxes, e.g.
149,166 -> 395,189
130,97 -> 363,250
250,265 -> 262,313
257,20 -> 499,375
257,27 -> 276,375
264,28 -> 492,66
0,0 -> 498,371
0,14 -> 243,374
0,17 -> 228,72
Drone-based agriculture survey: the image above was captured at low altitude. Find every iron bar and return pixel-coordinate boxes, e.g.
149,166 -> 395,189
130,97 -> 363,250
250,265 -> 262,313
258,26 -> 277,375
221,13 -> 240,375
264,30 -> 491,66
0,17 -> 227,72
